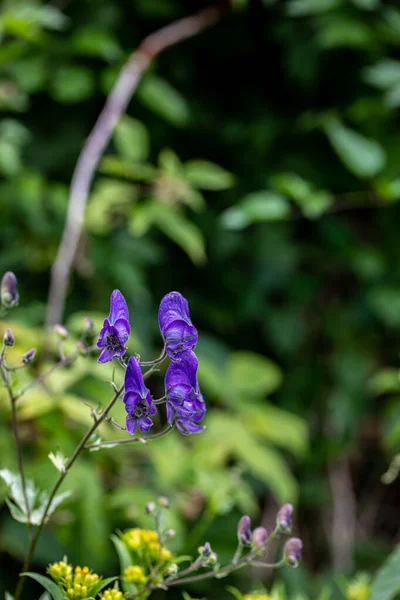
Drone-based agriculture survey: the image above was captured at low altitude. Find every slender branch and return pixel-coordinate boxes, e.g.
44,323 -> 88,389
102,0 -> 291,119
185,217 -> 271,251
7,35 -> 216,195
14,384 -> 125,600
84,424 -> 173,449
126,554 -> 285,599
0,359 -> 33,540
15,350 -> 78,401
45,2 -> 229,328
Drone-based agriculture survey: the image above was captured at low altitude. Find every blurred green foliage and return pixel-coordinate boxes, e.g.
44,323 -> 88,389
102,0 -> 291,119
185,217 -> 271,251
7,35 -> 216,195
1,0 -> 400,598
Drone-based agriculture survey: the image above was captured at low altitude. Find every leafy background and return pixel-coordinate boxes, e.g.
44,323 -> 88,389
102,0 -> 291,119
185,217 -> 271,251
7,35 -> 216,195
0,0 -> 400,598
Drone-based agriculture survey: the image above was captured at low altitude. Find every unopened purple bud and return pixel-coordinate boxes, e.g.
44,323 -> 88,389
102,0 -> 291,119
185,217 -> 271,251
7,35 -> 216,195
76,341 -> 88,356
4,328 -> 14,347
1,272 -> 19,308
22,348 -> 36,365
54,324 -> 68,340
277,503 -> 294,532
284,537 -> 303,566
198,542 -> 212,557
237,515 -> 252,545
159,496 -> 170,508
145,501 -> 156,515
252,527 -> 268,549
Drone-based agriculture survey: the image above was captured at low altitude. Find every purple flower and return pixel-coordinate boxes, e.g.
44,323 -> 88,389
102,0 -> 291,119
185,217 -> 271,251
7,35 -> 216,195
97,290 -> 130,363
284,537 -> 303,566
124,356 -> 156,434
158,292 -> 198,360
165,350 -> 205,434
277,503 -> 293,532
237,515 -> 252,545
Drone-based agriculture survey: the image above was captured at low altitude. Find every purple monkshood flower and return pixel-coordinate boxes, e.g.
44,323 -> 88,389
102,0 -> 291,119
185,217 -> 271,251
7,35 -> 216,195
165,350 -> 205,434
97,290 -> 130,363
124,356 -> 156,434
158,292 -> 198,360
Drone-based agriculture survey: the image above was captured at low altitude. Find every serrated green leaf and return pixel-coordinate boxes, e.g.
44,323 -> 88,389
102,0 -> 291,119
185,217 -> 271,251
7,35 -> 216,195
325,118 -> 386,178
184,160 -> 235,190
22,574 -> 63,600
370,545 -> 400,600
114,116 -> 149,163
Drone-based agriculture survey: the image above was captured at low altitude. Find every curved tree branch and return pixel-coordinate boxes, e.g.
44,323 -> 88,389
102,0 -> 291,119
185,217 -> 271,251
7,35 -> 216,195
46,2 -> 230,327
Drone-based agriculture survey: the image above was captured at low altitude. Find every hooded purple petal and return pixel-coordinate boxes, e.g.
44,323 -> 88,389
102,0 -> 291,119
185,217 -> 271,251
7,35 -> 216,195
124,357 -> 156,436
109,290 -> 130,326
159,292 -> 192,333
158,292 -> 198,359
165,350 -> 198,391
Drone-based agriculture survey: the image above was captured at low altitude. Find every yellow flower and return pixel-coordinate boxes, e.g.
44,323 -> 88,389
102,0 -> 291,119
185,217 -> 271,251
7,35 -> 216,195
99,590 -> 124,600
47,560 -> 72,581
244,596 -> 271,600
124,565 -> 147,585
161,547 -> 172,562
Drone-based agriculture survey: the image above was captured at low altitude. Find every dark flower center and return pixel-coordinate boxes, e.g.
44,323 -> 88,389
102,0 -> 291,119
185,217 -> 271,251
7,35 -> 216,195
133,402 -> 147,418
106,332 -> 121,350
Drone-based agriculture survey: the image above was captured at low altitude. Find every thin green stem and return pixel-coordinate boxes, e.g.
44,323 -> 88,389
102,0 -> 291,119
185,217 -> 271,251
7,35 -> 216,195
0,358 -> 33,541
84,424 -> 173,449
14,383 -> 124,600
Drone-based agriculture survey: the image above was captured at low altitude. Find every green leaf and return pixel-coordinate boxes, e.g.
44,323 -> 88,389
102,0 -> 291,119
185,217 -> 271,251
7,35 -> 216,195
130,200 -> 206,264
22,574 -> 63,600
325,119 -> 386,178
5,592 -> 14,600
111,534 -> 137,595
72,27 -> 122,61
138,74 -> 190,126
114,116 -> 149,163
50,66 -> 95,104
287,0 -> 340,17
184,160 -> 236,190
227,351 -> 283,397
363,60 -> 400,89
351,0 -> 379,9
89,577 -> 119,597
221,191 -> 291,230
370,545 -> 400,600
226,586 -> 245,600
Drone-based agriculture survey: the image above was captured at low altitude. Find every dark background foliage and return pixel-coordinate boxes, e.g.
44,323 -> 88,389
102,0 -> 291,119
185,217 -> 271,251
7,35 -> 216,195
1,0 -> 400,598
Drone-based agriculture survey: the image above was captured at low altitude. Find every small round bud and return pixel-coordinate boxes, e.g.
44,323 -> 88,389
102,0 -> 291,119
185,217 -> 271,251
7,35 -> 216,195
277,503 -> 294,532
252,527 -> 268,549
1,271 -> 19,309
165,563 -> 178,576
4,328 -> 14,347
159,496 -> 170,508
284,537 -> 303,567
22,348 -> 36,365
54,324 -> 68,339
145,501 -> 157,515
209,552 -> 218,565
237,515 -> 252,545
76,341 -> 88,356
165,529 -> 176,538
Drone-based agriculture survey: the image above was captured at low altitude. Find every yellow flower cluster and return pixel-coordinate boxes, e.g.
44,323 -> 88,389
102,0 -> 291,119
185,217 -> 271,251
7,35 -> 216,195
347,581 -> 370,600
244,596 -> 271,600
99,589 -> 124,600
47,563 -> 100,599
121,528 -> 172,562
47,561 -> 72,581
124,565 -> 147,585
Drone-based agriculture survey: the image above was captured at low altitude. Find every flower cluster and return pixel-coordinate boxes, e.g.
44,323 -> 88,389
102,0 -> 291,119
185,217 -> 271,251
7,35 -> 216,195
96,289 -> 205,436
99,590 -> 124,600
124,565 -> 147,585
121,527 -> 172,563
47,562 -> 100,599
